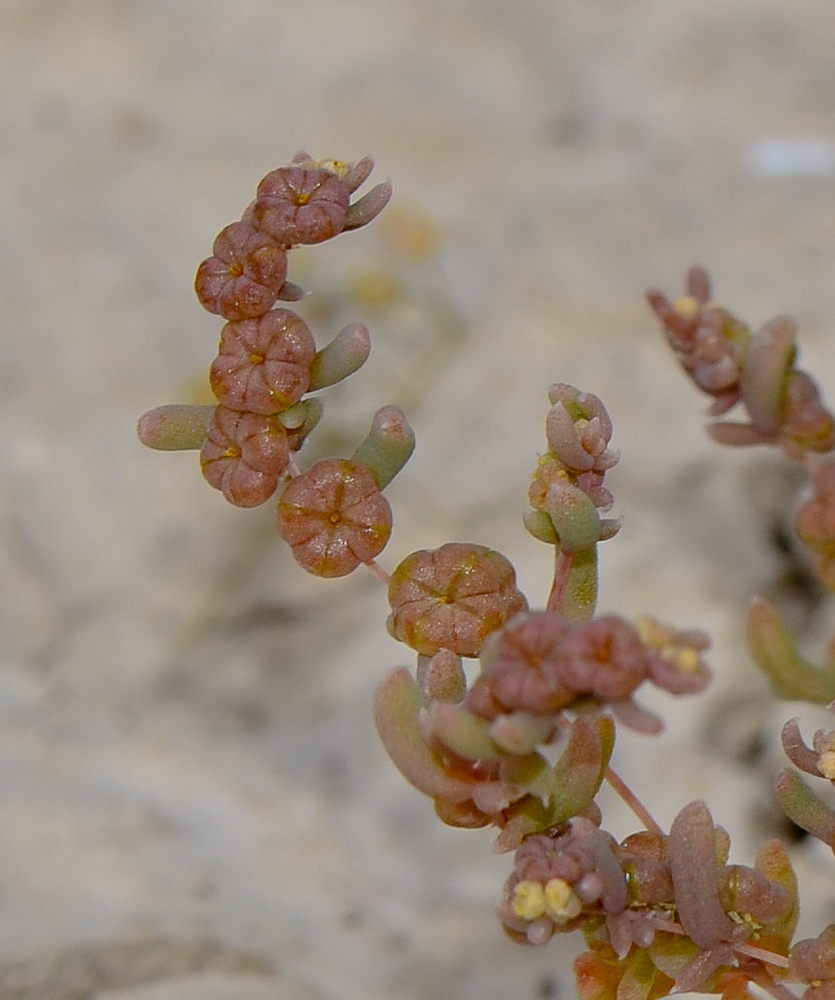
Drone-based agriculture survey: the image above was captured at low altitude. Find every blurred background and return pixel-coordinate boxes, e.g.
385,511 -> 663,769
3,1 -> 835,997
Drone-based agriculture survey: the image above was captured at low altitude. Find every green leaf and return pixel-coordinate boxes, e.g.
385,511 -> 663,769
775,767 -> 835,849
372,668 -> 474,803
747,596 -> 835,703
136,404 -> 215,450
552,714 -> 614,824
616,947 -> 657,1000
500,751 -> 557,802
423,701 -> 502,761
352,406 -> 415,490
753,838 -> 799,954
544,483 -> 602,554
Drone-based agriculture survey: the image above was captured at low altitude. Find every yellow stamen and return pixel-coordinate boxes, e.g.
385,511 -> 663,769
671,295 -> 700,319
543,879 -> 583,922
512,881 -> 546,921
817,750 -> 835,780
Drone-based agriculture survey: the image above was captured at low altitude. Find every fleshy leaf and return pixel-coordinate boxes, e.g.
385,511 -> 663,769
739,315 -> 796,435
137,404 -> 215,450
352,405 -> 416,490
421,701 -> 503,761
552,714 -> 614,824
774,767 -> 835,848
372,667 -> 474,803
543,483 -> 602,554
667,800 -> 734,950
747,597 -> 835,703
752,839 -> 799,954
615,946 -> 658,1000
500,751 -> 558,802
307,322 -> 371,390
494,794 -> 558,853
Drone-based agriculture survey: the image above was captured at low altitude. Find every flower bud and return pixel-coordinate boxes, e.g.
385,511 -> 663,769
387,543 -> 528,656
277,458 -> 392,577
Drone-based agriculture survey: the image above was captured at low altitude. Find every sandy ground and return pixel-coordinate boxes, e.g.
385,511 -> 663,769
3,1 -> 835,997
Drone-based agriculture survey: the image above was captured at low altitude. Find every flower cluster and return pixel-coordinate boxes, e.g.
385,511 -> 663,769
647,266 -> 835,459
526,385 -> 621,551
138,153 -> 412,578
195,153 -> 392,513
386,543 -> 529,657
790,925 -> 835,1000
496,800 -> 798,1000
468,610 -> 710,734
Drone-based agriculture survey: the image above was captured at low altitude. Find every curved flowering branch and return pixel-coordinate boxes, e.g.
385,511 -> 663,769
137,162 -> 833,1000
647,265 -> 835,459
526,385 -> 621,622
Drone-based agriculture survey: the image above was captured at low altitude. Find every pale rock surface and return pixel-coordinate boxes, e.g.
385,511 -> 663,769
2,1 -> 835,998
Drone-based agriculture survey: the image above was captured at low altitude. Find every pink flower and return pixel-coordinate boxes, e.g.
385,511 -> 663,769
557,617 -> 649,701
252,165 -> 350,247
200,405 -> 290,507
276,458 -> 392,577
194,221 -> 288,321
646,266 -> 746,415
386,543 -> 528,657
545,384 -> 618,476
250,154 -> 391,248
471,611 -> 575,717
209,309 -> 316,415
497,819 -> 627,945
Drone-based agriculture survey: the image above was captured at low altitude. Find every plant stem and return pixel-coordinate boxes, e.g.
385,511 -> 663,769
546,549 -> 573,613
604,764 -> 664,835
364,559 -> 391,585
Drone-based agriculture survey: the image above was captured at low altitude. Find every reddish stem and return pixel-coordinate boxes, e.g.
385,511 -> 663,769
651,918 -> 790,973
364,558 -> 391,586
604,764 -> 664,836
546,549 -> 573,612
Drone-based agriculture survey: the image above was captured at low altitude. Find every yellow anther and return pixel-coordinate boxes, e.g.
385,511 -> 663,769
315,158 -> 348,177
543,879 -> 583,923
634,615 -> 666,647
671,295 -> 700,319
817,750 -> 835,780
661,644 -> 700,672
512,880 -> 546,921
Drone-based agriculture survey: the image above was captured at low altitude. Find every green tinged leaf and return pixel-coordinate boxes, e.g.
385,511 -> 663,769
136,404 -> 215,450
775,767 -> 835,849
616,947 -> 657,1000
544,484 -> 602,554
552,715 -> 614,824
372,668 -> 473,802
425,701 -> 502,761
753,839 -> 799,954
747,597 -> 835,704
